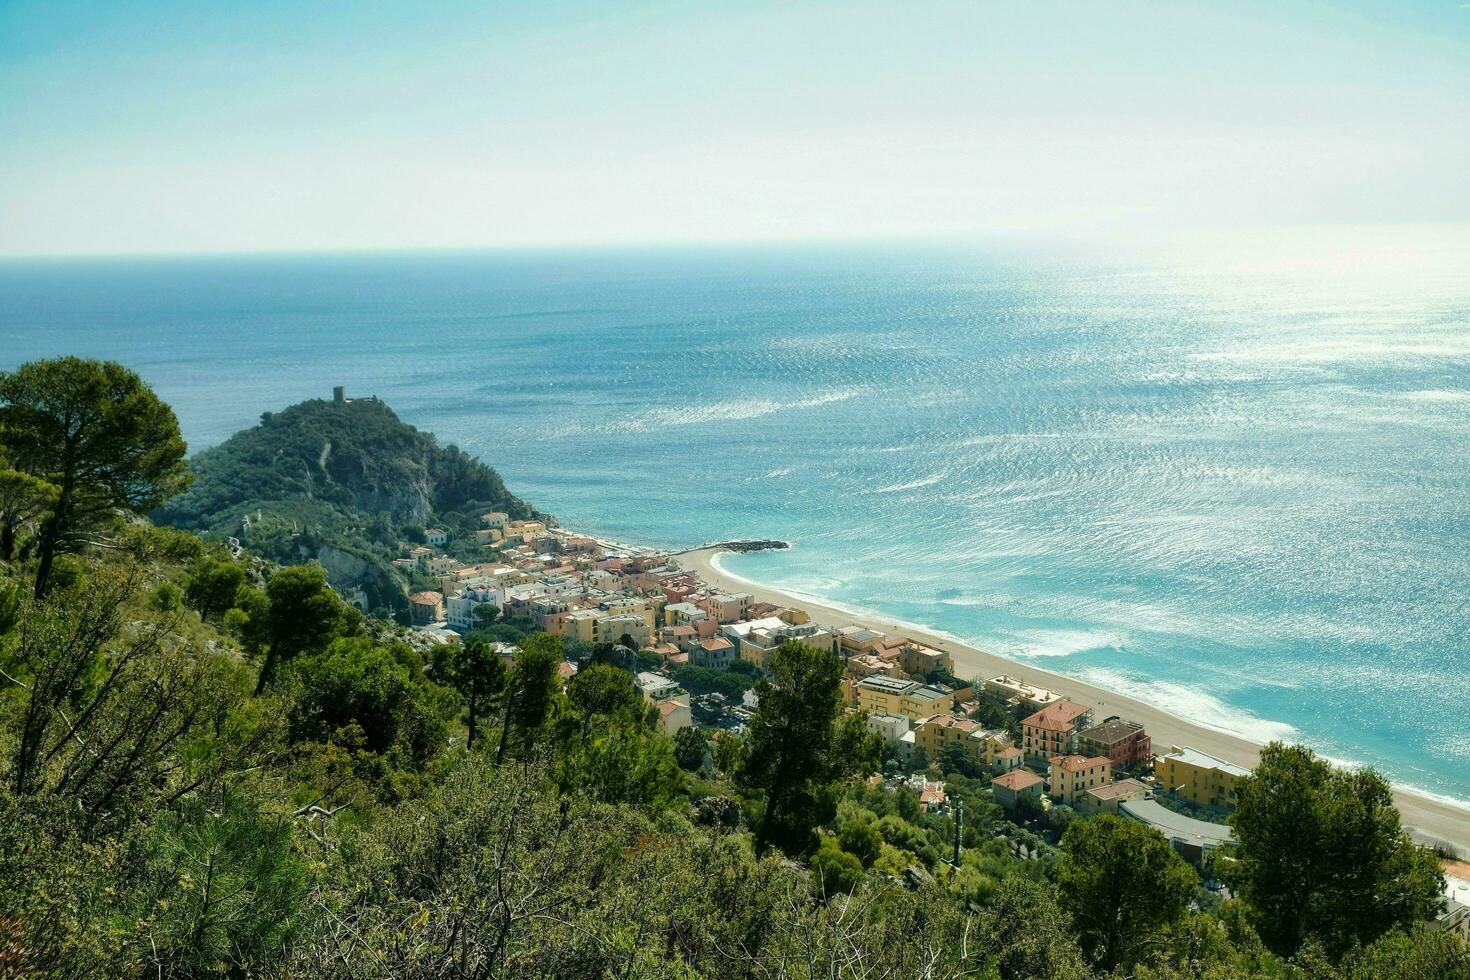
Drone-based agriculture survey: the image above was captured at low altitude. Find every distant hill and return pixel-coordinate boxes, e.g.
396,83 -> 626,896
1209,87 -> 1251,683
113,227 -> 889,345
155,395 -> 540,611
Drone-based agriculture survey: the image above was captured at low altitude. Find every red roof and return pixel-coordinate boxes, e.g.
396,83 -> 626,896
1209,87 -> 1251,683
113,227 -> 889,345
1049,754 -> 1111,772
1022,700 -> 1091,733
992,770 -> 1043,791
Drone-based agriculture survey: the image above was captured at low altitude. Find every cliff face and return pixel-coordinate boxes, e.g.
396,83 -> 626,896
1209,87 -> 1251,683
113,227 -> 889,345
154,397 -> 539,606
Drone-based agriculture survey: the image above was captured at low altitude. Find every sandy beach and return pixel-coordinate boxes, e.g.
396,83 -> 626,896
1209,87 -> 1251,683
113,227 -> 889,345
677,546 -> 1470,856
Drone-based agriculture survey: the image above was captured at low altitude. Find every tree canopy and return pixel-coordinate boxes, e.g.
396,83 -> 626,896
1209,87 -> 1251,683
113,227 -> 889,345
1058,813 -> 1199,971
738,640 -> 881,857
1228,741 -> 1445,959
0,357 -> 191,595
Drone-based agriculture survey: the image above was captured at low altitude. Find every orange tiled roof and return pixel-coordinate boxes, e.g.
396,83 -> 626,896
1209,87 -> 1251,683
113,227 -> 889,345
992,770 -> 1043,791
1022,700 -> 1091,732
1049,754 -> 1111,772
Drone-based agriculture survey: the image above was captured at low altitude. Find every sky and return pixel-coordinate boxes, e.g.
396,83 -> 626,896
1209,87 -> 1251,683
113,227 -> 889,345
0,0 -> 1466,256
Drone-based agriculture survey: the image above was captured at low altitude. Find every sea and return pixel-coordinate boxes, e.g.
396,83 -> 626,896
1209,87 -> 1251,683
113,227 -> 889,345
2,228 -> 1468,806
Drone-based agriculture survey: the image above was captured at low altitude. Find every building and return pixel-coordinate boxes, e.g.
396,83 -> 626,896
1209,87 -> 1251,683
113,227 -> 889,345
423,555 -> 460,577
1047,754 -> 1113,804
636,671 -> 683,704
1078,717 -> 1152,772
984,675 -> 1064,714
992,746 -> 1025,774
897,640 -> 953,678
837,625 -> 889,657
739,621 -> 835,670
1435,873 -> 1470,941
866,713 -> 910,742
709,592 -> 753,623
991,769 -> 1044,811
595,613 -> 651,647
444,584 -> 499,631
664,601 -> 709,627
1119,798 -> 1235,863
854,675 -> 955,722
1079,777 -> 1150,814
1020,700 -> 1093,764
425,528 -> 448,547
691,636 -> 737,670
408,591 -> 445,626
915,713 -> 980,761
655,699 -> 693,737
1154,745 -> 1250,809
969,728 -> 1015,764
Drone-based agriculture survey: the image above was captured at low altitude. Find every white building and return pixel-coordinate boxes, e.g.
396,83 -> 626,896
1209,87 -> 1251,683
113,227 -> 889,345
866,713 -> 910,741
636,671 -> 683,703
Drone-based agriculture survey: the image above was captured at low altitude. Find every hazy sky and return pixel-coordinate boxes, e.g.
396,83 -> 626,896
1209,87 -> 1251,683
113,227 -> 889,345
1,0 -> 1466,256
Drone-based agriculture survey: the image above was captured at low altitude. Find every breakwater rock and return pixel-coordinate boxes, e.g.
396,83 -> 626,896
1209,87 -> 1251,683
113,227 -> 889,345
701,539 -> 790,553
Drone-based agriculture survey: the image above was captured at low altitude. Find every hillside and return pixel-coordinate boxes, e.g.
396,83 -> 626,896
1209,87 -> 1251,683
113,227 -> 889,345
154,394 -> 540,609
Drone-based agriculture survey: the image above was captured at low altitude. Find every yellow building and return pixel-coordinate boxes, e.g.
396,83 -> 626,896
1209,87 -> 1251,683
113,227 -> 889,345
740,622 -> 833,670
915,714 -> 980,759
1154,745 -> 1250,808
855,676 -> 954,722
1047,755 -> 1113,804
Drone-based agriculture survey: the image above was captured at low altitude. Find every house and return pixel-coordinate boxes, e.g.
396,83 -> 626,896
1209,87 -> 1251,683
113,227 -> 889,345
691,636 -> 737,670
917,782 -> 949,814
424,555 -> 460,577
408,591 -> 445,626
1021,700 -> 1093,764
854,675 -> 955,722
866,714 -> 910,742
1079,777 -> 1150,814
1078,717 -> 1152,771
1047,755 -> 1113,804
992,746 -> 1025,774
1154,745 -> 1250,809
984,675 -> 1064,715
408,545 -> 434,568
656,699 -> 693,737
636,671 -> 683,704
991,769 -> 1044,810
425,528 -> 448,547
481,511 -> 509,530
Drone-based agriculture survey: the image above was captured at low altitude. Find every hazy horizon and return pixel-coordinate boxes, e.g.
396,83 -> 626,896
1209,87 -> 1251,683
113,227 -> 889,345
2,0 -> 1467,257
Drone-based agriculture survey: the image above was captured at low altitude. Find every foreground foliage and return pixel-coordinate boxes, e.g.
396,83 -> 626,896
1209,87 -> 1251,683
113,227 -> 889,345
0,359 -> 1459,978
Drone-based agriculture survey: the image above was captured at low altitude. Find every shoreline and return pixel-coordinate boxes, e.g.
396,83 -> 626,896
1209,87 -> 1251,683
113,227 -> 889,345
674,545 -> 1470,856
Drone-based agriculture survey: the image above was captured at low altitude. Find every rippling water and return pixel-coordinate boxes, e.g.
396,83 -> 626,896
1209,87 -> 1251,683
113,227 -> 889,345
2,230 -> 1468,801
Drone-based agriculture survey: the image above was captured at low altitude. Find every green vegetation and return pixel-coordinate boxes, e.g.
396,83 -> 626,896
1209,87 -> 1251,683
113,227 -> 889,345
671,661 -> 755,699
152,394 -> 538,612
0,359 -> 1459,978
0,356 -> 190,596
1058,813 -> 1198,971
1229,741 -> 1446,960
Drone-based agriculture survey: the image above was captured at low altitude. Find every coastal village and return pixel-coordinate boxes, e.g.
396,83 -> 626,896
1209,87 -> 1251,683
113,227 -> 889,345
392,511 -> 1470,942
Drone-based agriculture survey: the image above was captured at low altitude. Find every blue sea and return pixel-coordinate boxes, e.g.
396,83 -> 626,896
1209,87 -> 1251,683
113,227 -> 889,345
2,229 -> 1468,804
